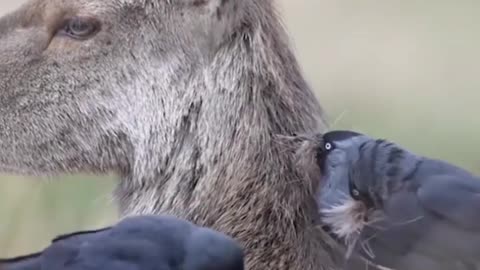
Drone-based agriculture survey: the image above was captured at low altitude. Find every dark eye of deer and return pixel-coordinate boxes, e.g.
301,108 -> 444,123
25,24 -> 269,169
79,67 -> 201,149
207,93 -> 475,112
59,17 -> 101,40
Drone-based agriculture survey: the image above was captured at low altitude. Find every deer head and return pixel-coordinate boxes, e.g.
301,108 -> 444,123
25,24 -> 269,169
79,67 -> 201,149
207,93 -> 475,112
0,0 -> 345,269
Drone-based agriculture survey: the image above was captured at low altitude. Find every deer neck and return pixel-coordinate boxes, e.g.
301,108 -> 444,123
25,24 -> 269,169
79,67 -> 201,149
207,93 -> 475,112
115,21 -> 326,215
115,2 -> 336,263
112,6 -> 340,270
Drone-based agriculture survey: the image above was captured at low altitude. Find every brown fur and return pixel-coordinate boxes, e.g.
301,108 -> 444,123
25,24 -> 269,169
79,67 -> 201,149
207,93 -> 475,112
0,0 -> 347,269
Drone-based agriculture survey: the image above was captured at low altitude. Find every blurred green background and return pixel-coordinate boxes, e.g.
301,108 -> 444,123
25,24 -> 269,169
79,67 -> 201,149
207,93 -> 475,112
1,0 -> 479,257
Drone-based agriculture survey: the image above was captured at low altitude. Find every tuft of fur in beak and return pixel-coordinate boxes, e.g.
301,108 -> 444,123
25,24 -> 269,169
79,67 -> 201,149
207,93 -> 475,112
320,197 -> 369,258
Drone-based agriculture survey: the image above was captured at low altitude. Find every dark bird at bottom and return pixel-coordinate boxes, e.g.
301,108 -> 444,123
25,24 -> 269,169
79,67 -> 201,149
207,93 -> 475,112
313,130 -> 480,270
0,215 -> 244,270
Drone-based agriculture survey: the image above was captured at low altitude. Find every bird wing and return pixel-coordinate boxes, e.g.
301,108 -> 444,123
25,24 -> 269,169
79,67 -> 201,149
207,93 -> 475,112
50,227 -> 112,243
0,228 -> 111,270
0,215 -> 244,270
0,253 -> 42,270
353,187 -> 480,270
183,228 -> 244,270
417,174 -> 480,231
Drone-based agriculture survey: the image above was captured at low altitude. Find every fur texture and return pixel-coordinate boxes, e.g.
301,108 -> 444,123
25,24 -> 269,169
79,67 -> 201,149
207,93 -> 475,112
321,198 -> 367,247
0,0 -> 346,269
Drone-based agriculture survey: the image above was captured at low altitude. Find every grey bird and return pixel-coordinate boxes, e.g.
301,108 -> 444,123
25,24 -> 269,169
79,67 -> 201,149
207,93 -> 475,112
314,130 -> 480,270
0,215 -> 244,270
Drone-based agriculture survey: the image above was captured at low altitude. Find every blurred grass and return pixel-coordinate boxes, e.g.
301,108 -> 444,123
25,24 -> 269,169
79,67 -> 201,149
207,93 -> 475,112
1,0 -> 479,257
0,176 -> 117,256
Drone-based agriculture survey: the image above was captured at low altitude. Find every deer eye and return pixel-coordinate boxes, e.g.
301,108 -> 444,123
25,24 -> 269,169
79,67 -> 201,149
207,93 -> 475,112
58,17 -> 101,40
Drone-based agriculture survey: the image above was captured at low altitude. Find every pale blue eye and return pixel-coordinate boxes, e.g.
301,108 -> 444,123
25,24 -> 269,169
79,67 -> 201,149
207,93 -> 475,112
325,142 -> 332,150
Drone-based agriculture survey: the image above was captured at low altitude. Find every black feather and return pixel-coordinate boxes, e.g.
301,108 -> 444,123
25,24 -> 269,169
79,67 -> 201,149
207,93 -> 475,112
0,215 -> 245,270
322,130 -> 363,144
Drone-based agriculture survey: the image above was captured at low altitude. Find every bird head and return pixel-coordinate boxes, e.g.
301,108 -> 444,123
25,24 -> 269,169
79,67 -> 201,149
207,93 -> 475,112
315,130 -> 380,251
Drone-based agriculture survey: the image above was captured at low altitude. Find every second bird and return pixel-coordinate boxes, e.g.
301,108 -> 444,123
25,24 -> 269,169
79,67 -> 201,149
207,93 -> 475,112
313,130 -> 480,270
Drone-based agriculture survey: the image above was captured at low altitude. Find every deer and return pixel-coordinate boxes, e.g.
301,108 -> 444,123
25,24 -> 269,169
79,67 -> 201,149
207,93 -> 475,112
0,0 -> 358,269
